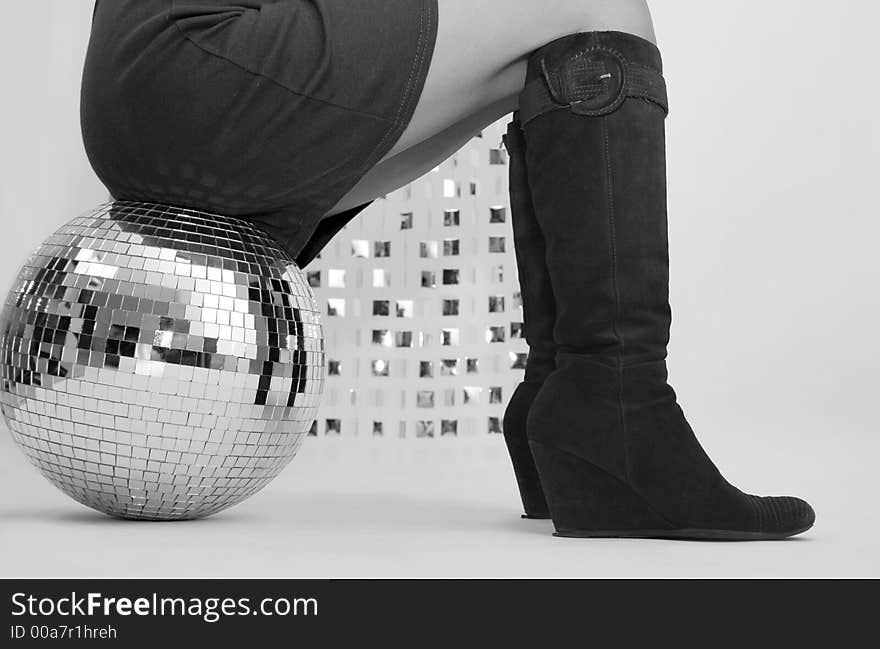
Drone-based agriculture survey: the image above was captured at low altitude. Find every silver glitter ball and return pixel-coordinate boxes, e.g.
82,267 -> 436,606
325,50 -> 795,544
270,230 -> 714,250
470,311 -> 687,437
0,202 -> 325,520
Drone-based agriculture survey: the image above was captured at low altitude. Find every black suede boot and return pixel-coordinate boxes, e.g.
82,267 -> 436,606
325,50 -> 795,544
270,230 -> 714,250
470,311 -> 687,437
519,31 -> 815,539
501,118 -> 554,519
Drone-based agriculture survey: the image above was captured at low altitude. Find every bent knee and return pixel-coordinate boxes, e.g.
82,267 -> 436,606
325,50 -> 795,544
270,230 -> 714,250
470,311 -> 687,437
543,0 -> 656,45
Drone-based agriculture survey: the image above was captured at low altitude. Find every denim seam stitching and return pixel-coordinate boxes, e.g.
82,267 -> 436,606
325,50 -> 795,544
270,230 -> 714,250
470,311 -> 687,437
349,0 -> 430,181
165,0 -> 435,259
288,0 -> 437,260
292,0 -> 434,257
300,0 -> 433,252
314,0 -> 433,220
168,4 -> 395,123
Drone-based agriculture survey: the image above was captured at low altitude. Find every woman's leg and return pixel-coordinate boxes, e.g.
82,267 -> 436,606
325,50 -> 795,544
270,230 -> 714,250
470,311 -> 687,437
323,2 -> 815,538
326,97 -> 514,215
385,0 -> 655,159
325,0 -> 654,216
321,0 -> 654,519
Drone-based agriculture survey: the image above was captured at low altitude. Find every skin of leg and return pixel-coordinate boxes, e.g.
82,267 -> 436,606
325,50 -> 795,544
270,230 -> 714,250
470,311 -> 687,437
325,0 -> 655,216
326,96 -> 515,214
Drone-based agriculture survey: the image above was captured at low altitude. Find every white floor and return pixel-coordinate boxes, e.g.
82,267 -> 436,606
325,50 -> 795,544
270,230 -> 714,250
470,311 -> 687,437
1,428 -> 876,579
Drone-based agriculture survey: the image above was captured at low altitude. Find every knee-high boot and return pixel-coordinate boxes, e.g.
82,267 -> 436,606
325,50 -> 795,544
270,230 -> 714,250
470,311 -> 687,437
501,117 -> 554,519
519,31 -> 814,539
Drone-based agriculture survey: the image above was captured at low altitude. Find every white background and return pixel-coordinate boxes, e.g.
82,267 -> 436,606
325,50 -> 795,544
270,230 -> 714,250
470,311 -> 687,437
0,1 -> 878,577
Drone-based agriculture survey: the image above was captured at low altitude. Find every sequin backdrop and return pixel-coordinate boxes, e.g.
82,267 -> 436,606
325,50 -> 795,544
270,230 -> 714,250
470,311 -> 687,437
0,202 -> 325,520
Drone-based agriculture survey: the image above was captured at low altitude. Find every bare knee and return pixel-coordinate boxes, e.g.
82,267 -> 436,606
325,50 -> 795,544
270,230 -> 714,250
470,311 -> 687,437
387,0 -> 656,163
488,0 -> 655,99
541,0 -> 656,45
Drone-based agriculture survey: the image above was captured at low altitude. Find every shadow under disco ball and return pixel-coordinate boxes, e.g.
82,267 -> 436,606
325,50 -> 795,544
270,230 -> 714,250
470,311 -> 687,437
0,202 -> 325,520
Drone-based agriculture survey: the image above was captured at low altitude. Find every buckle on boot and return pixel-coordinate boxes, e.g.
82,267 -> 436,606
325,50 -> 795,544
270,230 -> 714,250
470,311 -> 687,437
541,47 -> 627,116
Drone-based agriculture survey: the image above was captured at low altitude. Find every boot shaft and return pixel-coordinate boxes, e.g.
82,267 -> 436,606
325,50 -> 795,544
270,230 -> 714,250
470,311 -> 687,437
504,119 -> 556,383
520,31 -> 671,367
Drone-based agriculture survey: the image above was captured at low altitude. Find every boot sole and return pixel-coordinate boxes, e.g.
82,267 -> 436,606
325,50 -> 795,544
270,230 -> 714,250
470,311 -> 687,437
522,513 -> 553,520
531,441 -> 814,541
554,522 -> 813,541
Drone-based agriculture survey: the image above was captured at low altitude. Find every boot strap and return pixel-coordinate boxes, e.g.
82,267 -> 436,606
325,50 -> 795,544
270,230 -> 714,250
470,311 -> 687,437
519,45 -> 669,125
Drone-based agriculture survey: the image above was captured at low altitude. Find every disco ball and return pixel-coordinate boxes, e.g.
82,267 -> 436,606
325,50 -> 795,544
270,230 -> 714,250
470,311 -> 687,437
0,202 -> 325,520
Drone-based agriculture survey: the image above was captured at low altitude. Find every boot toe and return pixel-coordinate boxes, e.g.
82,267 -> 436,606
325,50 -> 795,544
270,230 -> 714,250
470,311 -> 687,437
753,495 -> 815,536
